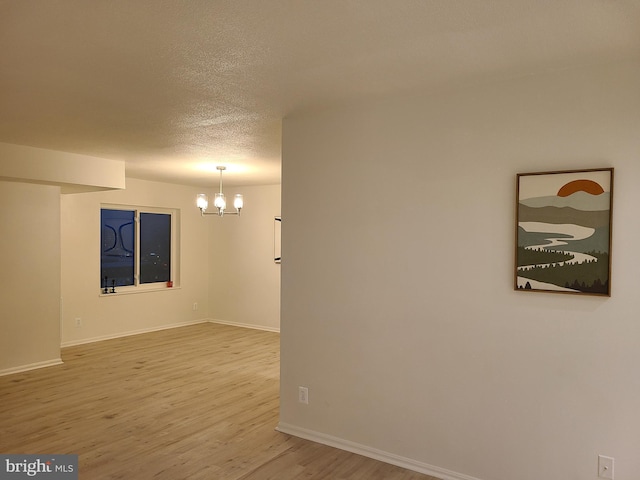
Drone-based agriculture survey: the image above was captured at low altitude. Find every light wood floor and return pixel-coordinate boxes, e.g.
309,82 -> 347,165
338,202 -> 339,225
0,323 -> 437,479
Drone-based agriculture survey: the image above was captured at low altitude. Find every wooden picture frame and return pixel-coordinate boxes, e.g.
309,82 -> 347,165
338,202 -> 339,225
515,168 -> 613,296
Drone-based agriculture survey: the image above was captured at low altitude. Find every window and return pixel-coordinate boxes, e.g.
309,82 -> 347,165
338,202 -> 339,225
139,213 -> 172,284
101,209 -> 135,287
100,206 -> 178,292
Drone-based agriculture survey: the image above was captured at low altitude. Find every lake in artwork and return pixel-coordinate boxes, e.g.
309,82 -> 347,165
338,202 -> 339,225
515,169 -> 613,295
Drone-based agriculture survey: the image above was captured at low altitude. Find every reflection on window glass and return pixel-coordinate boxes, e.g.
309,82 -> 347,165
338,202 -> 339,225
101,209 -> 135,287
100,208 -> 173,290
140,213 -> 171,284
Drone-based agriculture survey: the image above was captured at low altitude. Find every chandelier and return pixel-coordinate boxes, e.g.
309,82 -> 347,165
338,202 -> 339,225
196,166 -> 244,217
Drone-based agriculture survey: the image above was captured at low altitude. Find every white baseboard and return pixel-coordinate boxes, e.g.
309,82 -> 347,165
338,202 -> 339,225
0,358 -> 64,377
60,319 -> 210,347
209,318 -> 280,333
5,319 -> 274,376
275,423 -> 483,480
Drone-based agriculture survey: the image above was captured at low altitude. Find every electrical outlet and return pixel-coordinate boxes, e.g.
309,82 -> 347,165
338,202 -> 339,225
75,318 -> 82,327
192,302 -> 198,311
598,455 -> 614,479
298,386 -> 309,404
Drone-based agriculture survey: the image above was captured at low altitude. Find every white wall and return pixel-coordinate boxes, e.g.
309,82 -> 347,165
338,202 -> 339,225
60,178 -> 281,345
0,127 -> 277,372
0,142 -> 125,192
0,181 -> 62,372
60,178 -> 211,345
279,59 -> 640,480
1,167 -> 279,370
209,184 -> 281,331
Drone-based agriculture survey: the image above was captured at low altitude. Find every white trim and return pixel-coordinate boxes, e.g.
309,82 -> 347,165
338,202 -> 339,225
209,318 -> 280,333
100,204 -> 179,294
0,358 -> 63,377
275,423 -> 483,480
7,319 -> 276,376
60,319 -> 209,347
99,285 -> 182,297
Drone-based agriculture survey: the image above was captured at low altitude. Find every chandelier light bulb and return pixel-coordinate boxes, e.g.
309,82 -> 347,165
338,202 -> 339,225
234,194 -> 244,210
196,193 -> 208,211
214,192 -> 226,210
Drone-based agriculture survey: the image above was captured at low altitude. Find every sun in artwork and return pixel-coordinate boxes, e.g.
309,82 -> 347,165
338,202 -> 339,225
557,179 -> 604,197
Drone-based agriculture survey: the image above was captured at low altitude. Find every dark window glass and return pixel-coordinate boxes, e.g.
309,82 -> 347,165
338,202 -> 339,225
101,209 -> 135,287
140,213 -> 171,284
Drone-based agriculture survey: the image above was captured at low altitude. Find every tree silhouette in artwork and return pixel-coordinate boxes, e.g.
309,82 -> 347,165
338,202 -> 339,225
519,251 -> 609,294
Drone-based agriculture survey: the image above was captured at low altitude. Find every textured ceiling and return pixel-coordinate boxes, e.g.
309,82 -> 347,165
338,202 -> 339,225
1,0 -> 639,187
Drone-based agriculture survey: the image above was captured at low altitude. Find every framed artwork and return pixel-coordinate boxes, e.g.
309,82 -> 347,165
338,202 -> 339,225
515,168 -> 613,296
274,216 -> 281,264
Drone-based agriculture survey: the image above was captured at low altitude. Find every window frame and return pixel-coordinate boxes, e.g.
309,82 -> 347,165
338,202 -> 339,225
100,204 -> 180,294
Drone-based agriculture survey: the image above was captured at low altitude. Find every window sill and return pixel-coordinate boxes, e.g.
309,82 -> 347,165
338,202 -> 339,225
99,285 -> 181,297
